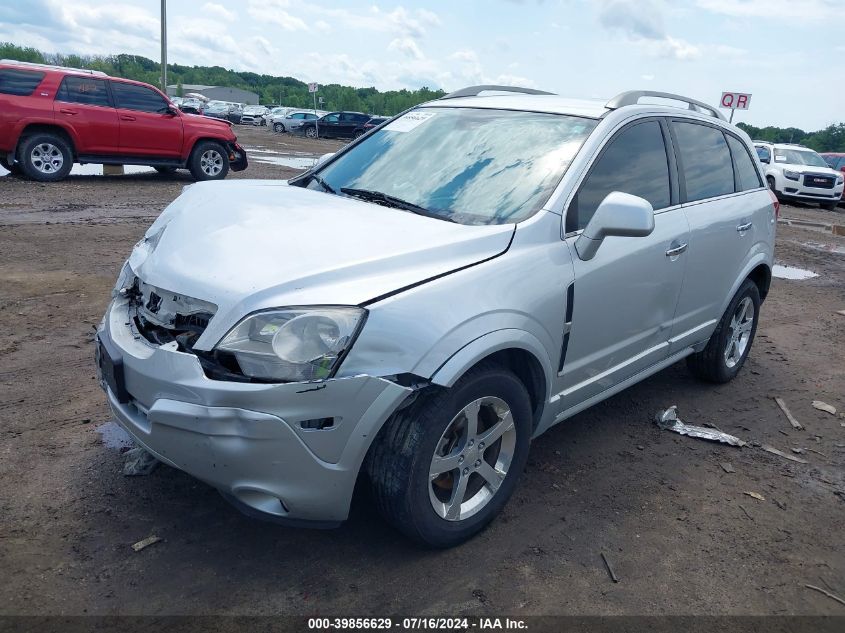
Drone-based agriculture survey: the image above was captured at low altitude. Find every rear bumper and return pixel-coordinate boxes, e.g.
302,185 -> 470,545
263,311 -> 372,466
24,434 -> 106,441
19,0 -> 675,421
95,297 -> 411,524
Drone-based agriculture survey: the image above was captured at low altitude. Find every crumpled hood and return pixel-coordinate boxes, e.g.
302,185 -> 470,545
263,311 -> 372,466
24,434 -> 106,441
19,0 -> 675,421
132,181 -> 514,348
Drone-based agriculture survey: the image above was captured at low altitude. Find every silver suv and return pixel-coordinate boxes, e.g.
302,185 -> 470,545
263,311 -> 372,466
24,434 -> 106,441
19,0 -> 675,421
96,87 -> 776,547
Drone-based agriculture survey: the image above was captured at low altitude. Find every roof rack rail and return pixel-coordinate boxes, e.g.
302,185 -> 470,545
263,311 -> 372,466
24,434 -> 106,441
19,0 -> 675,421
0,59 -> 108,77
606,90 -> 725,121
441,85 -> 555,100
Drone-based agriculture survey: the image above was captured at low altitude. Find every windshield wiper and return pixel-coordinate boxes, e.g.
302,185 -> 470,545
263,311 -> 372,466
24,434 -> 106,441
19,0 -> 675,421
339,187 -> 454,222
310,174 -> 336,194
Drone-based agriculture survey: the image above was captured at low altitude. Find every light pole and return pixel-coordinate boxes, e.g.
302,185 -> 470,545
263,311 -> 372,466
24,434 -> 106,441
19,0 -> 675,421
160,0 -> 168,92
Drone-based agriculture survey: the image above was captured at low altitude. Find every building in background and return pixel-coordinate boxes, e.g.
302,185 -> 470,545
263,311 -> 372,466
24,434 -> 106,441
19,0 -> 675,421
166,84 -> 259,105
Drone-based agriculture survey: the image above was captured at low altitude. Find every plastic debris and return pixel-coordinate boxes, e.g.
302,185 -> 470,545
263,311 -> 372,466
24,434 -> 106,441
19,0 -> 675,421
601,552 -> 619,583
762,444 -> 808,464
773,397 -> 803,430
720,462 -> 735,473
744,491 -> 765,501
131,535 -> 161,552
812,401 -> 837,416
803,584 -> 845,607
123,446 -> 160,476
655,406 -> 746,447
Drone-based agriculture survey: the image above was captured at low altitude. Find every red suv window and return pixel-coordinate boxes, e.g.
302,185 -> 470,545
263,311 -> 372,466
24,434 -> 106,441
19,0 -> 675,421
111,82 -> 169,113
0,69 -> 45,96
56,76 -> 111,107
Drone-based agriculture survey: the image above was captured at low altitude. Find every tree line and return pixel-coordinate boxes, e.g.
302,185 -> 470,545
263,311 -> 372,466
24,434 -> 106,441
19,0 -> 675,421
0,42 -> 444,116
3,42 -> 844,149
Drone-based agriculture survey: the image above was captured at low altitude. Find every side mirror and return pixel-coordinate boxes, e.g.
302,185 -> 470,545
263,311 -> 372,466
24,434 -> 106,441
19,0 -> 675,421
165,106 -> 178,116
760,157 -> 770,164
574,192 -> 655,261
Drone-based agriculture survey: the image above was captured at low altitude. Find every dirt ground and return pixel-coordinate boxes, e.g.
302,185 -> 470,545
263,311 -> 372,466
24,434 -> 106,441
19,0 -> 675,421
1,125 -> 843,617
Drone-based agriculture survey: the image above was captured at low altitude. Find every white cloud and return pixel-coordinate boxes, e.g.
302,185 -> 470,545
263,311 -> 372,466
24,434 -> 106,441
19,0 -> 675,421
246,0 -> 305,31
314,5 -> 441,40
388,37 -> 424,61
696,0 -> 837,23
202,3 -> 237,22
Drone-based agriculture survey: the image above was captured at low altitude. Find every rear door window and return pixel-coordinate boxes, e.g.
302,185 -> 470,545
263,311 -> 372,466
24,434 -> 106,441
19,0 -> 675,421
727,135 -> 763,191
0,69 -> 45,96
672,122 -> 735,202
567,120 -> 671,232
111,82 -> 168,113
56,76 -> 111,107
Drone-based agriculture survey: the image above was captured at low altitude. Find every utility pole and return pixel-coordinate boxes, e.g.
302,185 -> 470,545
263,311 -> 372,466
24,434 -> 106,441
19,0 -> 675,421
160,0 -> 168,92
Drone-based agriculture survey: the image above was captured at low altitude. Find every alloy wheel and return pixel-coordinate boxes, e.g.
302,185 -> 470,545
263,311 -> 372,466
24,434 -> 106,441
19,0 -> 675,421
200,149 -> 224,177
428,396 -> 516,521
30,143 -> 64,174
724,296 -> 754,368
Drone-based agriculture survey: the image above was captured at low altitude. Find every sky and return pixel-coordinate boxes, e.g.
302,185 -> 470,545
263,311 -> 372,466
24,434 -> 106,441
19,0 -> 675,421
0,0 -> 841,130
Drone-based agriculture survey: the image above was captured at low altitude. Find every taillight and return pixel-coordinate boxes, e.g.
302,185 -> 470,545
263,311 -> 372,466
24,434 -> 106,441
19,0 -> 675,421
768,189 -> 780,218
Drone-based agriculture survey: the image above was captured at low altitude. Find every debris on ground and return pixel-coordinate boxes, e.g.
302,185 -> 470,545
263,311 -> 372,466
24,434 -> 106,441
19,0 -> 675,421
601,552 -> 619,583
131,535 -> 162,552
123,446 -> 160,476
738,505 -> 753,520
655,406 -> 746,447
774,397 -> 803,430
773,498 -> 787,510
812,401 -> 837,416
792,447 -> 805,454
762,444 -> 809,464
744,491 -> 765,501
720,462 -> 735,473
803,584 -> 845,607
804,447 -> 827,458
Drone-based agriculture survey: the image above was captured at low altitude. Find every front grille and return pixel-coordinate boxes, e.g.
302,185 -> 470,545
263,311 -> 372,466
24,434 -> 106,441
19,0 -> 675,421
803,173 -> 835,189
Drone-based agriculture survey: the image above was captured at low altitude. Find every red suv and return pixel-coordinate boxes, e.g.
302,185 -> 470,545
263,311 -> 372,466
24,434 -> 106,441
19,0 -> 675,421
0,60 -> 247,182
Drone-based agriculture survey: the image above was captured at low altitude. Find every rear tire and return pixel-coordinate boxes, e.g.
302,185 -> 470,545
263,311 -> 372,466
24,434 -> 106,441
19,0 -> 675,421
367,363 -> 532,548
305,126 -> 318,139
18,133 -> 73,182
188,141 -> 229,181
687,279 -> 760,383
353,130 -> 364,139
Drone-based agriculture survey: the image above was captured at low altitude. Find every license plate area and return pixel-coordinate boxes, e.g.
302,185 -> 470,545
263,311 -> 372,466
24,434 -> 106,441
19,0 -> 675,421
98,337 -> 130,404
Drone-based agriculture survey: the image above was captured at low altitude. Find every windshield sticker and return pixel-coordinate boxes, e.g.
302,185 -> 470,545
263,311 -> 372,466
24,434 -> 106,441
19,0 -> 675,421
385,111 -> 436,132
774,155 -> 787,162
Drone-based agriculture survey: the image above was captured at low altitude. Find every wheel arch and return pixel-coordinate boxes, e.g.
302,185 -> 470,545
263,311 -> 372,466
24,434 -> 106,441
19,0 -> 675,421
16,123 -> 78,158
429,329 -> 553,432
748,262 -> 771,301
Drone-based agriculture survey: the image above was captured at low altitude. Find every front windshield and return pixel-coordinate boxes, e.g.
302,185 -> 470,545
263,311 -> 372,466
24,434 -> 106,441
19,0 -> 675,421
774,148 -> 828,168
310,106 -> 597,225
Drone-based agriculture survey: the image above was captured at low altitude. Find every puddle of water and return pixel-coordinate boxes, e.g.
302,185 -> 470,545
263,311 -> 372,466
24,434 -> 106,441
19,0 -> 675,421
772,264 -> 819,280
803,241 -> 845,255
252,155 -> 319,169
96,421 -> 135,450
0,164 -> 156,177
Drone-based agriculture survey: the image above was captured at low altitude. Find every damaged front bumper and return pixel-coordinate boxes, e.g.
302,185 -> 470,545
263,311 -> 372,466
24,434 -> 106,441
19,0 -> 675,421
95,296 -> 411,526
228,142 -> 248,172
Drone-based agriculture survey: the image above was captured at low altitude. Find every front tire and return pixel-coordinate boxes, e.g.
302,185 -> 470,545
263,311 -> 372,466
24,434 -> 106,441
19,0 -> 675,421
687,279 -> 761,383
821,201 -> 837,211
305,126 -> 318,139
273,122 -> 285,133
188,141 -> 229,181
18,133 -> 73,182
368,363 -> 532,548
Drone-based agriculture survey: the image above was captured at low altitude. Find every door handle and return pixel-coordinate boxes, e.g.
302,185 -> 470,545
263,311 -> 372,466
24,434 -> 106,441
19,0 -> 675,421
59,108 -> 77,115
736,221 -> 753,232
665,243 -> 688,257
120,115 -> 136,121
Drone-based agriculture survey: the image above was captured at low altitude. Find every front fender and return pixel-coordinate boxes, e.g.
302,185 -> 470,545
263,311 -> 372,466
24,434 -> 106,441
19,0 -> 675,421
430,328 -> 554,395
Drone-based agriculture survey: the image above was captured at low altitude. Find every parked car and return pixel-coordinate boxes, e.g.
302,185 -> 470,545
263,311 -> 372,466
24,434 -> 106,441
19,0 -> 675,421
0,59 -> 247,181
203,101 -> 242,124
262,106 -> 287,126
96,86 -> 775,547
178,97 -> 203,114
820,153 -> 845,204
240,105 -> 269,126
753,142 -> 843,210
169,96 -> 183,107
363,116 -> 388,132
299,111 -> 373,139
271,110 -> 320,133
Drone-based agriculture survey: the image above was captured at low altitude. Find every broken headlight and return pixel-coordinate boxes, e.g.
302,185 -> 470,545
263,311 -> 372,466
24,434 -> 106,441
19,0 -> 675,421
215,307 -> 366,382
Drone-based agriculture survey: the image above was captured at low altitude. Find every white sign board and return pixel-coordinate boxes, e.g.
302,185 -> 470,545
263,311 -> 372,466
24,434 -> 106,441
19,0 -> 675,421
720,92 -> 751,110
308,82 -> 319,93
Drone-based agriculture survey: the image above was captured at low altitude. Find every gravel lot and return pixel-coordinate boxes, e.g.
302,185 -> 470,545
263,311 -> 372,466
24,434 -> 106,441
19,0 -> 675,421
1,125 -> 844,616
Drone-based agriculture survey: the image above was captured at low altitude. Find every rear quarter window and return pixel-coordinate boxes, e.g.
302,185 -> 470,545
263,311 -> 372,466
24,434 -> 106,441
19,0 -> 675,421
672,121 -> 735,202
0,69 -> 46,96
727,135 -> 763,191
